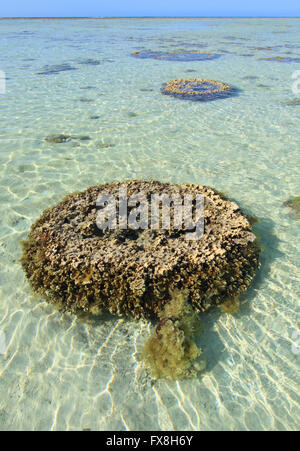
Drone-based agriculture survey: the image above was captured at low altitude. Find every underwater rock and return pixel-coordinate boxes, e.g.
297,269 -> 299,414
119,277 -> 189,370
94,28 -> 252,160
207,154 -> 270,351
44,134 -> 91,143
79,98 -> 93,103
281,99 -> 300,106
37,64 -> 77,75
222,36 -> 249,41
80,86 -> 96,90
77,135 -> 91,141
21,180 -> 260,319
161,78 -> 236,101
283,196 -> 300,218
141,289 -> 205,379
263,56 -> 300,63
44,134 -> 72,143
246,214 -> 260,226
242,75 -> 259,80
131,50 -> 221,62
78,59 -> 101,66
97,142 -> 115,148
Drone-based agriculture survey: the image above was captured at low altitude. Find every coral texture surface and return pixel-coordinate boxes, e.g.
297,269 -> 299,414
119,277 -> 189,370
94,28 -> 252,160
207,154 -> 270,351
21,180 -> 260,319
131,50 -> 220,61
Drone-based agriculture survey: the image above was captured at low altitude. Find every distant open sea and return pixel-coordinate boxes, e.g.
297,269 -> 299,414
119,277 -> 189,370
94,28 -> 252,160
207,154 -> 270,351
0,18 -> 299,431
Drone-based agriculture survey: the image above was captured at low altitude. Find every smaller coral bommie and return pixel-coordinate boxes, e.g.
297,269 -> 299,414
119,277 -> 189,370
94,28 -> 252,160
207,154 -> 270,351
131,50 -> 221,62
161,78 -> 235,101
44,134 -> 91,143
263,56 -> 300,63
141,289 -> 206,380
283,196 -> 300,218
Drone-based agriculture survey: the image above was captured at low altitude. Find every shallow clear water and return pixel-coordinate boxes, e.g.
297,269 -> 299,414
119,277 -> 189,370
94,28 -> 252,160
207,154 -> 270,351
0,18 -> 299,431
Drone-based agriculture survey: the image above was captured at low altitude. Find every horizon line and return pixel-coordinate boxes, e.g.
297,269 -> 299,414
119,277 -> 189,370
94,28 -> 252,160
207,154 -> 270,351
0,16 -> 300,19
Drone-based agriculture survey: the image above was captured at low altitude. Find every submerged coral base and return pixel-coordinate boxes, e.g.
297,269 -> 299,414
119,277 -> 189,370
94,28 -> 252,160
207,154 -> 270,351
141,289 -> 206,379
283,196 -> 300,218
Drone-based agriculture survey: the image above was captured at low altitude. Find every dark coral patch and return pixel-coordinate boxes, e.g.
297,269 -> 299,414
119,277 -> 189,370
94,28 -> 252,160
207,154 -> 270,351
78,59 -> 101,66
161,78 -> 237,102
21,180 -> 260,320
44,134 -> 90,143
242,75 -> 259,80
263,56 -> 300,63
141,289 -> 205,379
131,50 -> 221,62
80,86 -> 96,90
283,196 -> 300,218
37,64 -> 77,75
79,98 -> 93,103
97,142 -> 115,148
281,99 -> 300,106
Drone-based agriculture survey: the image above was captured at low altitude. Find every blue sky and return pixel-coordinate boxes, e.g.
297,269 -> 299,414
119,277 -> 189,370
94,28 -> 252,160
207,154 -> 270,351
0,0 -> 299,17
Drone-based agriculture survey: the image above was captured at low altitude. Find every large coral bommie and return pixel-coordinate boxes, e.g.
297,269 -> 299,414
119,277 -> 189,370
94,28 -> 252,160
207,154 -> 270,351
131,50 -> 221,62
141,289 -> 206,379
21,180 -> 260,319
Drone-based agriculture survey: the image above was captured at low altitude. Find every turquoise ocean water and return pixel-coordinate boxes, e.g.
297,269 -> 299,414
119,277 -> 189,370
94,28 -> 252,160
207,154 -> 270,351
0,18 -> 299,431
